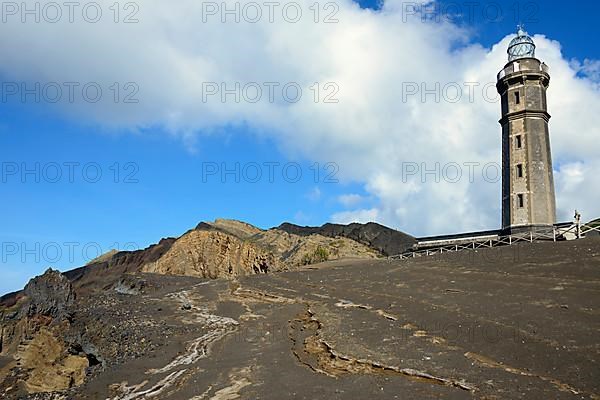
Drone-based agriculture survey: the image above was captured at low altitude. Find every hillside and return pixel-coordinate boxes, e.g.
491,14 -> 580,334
0,237 -> 598,399
277,221 -> 416,256
1,219 -> 394,302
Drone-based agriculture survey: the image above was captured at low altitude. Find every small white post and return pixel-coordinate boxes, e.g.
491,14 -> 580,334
575,210 -> 581,239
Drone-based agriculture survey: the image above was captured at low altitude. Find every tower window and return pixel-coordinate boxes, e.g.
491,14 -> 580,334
514,91 -> 520,104
517,194 -> 524,208
516,164 -> 524,178
515,135 -> 522,148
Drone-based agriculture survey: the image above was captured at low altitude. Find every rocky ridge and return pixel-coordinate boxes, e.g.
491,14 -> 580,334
0,219 -> 411,397
277,221 -> 416,256
140,219 -> 386,280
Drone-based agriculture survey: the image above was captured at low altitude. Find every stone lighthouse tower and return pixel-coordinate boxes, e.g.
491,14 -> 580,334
496,27 -> 556,234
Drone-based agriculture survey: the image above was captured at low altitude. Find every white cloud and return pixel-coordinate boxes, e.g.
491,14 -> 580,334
1,0 -> 599,235
571,59 -> 600,87
555,161 -> 600,223
306,186 -> 322,201
338,193 -> 366,207
332,208 -> 379,224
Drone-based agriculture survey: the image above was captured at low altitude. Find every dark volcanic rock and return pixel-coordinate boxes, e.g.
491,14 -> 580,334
63,237 -> 177,295
112,275 -> 147,295
21,268 -> 74,318
277,222 -> 416,256
1,235 -> 599,399
195,222 -> 217,231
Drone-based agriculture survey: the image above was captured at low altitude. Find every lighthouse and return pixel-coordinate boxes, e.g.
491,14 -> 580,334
496,27 -> 557,235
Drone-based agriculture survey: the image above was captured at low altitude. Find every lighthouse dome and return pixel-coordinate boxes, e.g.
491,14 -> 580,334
508,27 -> 536,62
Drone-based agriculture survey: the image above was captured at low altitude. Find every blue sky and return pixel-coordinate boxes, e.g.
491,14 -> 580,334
360,0 -> 599,61
1,0 -> 599,294
0,97 -> 369,293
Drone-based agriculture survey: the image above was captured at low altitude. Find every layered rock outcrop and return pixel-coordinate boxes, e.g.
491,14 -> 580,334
142,229 -> 277,278
141,220 -> 382,279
